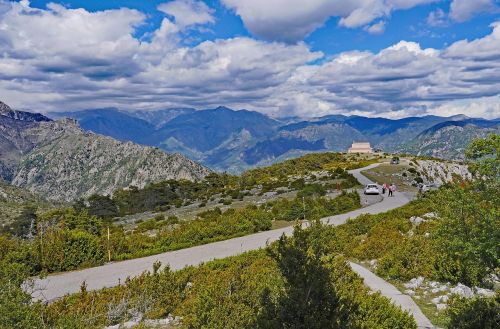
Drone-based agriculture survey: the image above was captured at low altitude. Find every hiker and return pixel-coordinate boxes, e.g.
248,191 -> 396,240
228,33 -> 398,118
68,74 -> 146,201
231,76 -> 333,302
382,183 -> 387,194
388,183 -> 393,197
390,183 -> 396,197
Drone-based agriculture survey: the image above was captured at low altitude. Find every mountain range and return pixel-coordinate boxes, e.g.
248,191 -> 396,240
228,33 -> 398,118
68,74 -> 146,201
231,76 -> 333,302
48,106 -> 500,172
0,101 -> 210,201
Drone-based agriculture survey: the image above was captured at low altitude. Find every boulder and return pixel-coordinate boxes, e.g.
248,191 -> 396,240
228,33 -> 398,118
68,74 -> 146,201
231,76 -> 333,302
404,276 -> 425,289
409,216 -> 425,226
451,283 -> 474,298
475,287 -> 495,297
436,303 -> 447,311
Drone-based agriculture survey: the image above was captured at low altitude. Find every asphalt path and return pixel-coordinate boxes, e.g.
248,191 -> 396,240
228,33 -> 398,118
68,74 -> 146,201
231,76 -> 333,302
31,163 -> 434,328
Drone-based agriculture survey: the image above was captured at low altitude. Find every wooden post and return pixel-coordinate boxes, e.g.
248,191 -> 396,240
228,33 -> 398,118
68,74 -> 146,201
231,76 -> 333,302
107,226 -> 111,262
302,196 -> 306,221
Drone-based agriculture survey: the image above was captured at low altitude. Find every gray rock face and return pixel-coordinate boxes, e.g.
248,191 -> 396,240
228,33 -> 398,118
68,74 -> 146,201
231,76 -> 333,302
0,101 -> 52,122
0,102 -> 211,201
415,160 -> 471,185
398,123 -> 500,159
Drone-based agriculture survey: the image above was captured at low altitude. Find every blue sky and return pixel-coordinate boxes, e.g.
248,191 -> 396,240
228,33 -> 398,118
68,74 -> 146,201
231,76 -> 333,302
1,0 -> 499,118
27,0 -> 500,53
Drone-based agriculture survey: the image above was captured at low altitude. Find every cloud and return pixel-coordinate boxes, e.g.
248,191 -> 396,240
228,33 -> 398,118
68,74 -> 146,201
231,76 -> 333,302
444,21 -> 500,60
0,0 -> 146,80
426,8 -> 448,27
365,21 -> 386,34
0,1 -> 499,120
157,0 -> 215,29
427,96 -> 500,119
267,27 -> 500,118
450,0 -> 498,22
221,0 -> 436,42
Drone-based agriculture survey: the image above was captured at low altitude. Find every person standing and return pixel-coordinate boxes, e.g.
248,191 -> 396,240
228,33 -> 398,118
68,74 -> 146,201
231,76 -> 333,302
391,183 -> 396,196
388,183 -> 393,197
382,182 -> 387,194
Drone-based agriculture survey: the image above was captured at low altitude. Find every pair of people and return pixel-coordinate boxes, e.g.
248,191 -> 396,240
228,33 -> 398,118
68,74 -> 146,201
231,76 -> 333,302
382,183 -> 396,196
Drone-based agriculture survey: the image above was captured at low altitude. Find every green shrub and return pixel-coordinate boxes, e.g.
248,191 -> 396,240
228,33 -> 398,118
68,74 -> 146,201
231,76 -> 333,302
62,230 -> 104,270
0,262 -> 44,328
447,294 -> 500,329
376,235 -> 435,280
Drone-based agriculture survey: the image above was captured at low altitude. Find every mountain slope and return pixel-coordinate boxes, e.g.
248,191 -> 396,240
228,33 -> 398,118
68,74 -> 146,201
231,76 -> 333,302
0,178 -> 53,226
398,120 -> 500,159
46,105 -> 499,172
48,108 -> 155,143
1,102 -> 211,201
146,106 -> 280,152
0,101 -> 52,122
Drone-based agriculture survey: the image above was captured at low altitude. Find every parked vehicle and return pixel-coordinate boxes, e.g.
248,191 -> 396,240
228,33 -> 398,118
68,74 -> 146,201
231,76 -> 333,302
419,183 -> 440,193
390,157 -> 400,165
364,184 -> 380,195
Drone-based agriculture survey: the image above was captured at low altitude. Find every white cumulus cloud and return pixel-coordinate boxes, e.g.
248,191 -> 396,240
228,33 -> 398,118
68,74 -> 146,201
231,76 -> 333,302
450,0 -> 498,22
0,1 -> 499,120
221,0 -> 437,42
158,0 -> 215,28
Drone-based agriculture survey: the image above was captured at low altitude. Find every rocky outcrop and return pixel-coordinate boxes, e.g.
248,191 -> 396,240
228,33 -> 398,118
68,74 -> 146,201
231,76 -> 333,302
0,101 -> 52,122
415,160 -> 471,185
0,102 -> 211,201
398,123 -> 500,160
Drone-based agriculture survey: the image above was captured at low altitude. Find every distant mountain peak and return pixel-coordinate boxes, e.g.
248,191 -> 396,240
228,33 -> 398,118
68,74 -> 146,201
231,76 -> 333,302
214,105 -> 233,111
0,100 -> 52,122
0,101 -> 11,112
449,114 -> 471,121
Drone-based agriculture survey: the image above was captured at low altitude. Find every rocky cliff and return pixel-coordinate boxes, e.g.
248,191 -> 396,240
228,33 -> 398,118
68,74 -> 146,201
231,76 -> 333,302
0,101 -> 52,122
398,122 -> 500,160
0,102 -> 211,201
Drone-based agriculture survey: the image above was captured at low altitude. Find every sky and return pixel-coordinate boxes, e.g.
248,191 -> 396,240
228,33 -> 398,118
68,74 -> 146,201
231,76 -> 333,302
0,0 -> 499,119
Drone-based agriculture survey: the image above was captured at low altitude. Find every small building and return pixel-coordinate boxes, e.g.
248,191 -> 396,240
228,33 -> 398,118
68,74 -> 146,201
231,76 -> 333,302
348,142 -> 373,154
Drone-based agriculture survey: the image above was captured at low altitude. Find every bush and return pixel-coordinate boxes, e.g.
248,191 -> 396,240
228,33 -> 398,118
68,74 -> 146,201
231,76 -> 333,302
0,262 -> 44,328
62,230 -> 104,270
447,294 -> 500,329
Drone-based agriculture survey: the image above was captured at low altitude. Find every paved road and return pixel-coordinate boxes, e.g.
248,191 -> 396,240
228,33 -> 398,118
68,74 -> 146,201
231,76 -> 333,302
349,262 -> 434,329
32,163 -> 433,328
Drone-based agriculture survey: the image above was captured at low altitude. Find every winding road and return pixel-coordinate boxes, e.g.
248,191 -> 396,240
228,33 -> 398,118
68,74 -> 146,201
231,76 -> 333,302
32,163 -> 434,328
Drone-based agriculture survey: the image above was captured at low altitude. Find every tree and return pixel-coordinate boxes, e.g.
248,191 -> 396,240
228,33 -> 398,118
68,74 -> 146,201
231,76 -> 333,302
257,222 -> 349,329
0,262 -> 44,328
431,134 -> 500,285
465,133 -> 499,180
4,206 -> 37,237
87,194 -> 118,219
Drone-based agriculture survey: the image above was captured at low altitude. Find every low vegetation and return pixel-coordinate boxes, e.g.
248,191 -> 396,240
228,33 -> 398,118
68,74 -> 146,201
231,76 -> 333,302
314,134 -> 500,326
2,224 -> 417,328
75,152 -> 364,218
0,136 -> 497,328
0,182 -> 360,275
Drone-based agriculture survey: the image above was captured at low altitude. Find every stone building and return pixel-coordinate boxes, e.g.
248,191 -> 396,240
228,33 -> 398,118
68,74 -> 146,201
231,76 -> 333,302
348,142 -> 373,153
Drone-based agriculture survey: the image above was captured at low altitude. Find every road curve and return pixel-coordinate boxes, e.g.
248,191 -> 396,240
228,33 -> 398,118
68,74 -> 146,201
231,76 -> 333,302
31,163 -> 433,328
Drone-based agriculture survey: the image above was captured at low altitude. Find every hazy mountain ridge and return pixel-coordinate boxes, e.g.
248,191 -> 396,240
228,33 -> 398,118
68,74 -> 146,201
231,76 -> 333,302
398,121 -> 500,159
46,106 -> 499,172
1,103 -> 211,201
